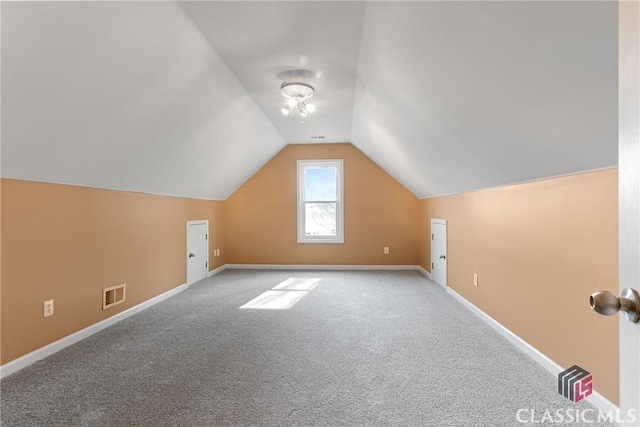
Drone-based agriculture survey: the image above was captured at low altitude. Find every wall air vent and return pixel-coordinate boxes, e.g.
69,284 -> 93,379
103,283 -> 126,310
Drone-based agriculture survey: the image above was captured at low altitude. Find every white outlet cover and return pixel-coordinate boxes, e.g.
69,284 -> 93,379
43,299 -> 54,317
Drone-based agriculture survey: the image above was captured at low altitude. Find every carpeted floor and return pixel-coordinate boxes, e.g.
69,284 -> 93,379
0,270 -> 616,426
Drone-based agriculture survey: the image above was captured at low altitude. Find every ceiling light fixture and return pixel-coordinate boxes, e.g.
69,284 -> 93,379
280,82 -> 316,118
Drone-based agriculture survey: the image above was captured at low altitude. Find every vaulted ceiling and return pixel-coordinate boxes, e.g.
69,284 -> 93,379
1,1 -> 618,199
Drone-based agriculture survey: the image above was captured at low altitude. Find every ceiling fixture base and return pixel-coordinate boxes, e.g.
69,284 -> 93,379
280,82 -> 314,100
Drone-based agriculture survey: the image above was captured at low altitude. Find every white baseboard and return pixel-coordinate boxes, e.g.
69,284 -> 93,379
0,282 -> 190,379
224,264 -> 424,272
416,265 -> 432,280
207,264 -> 227,277
446,287 -> 618,415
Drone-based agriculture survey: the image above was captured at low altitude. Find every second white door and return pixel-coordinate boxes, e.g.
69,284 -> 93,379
187,220 -> 208,285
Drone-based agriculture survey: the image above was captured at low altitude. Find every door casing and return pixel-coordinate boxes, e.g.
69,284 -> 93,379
618,0 -> 639,422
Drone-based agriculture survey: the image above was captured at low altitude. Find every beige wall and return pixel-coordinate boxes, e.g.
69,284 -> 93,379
225,143 -> 420,265
419,168 -> 619,404
1,162 -> 620,405
1,179 -> 225,364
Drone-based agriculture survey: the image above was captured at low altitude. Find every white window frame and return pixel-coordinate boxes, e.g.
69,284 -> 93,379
297,159 -> 344,244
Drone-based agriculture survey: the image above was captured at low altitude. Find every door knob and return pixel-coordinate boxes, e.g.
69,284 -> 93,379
439,255 -> 446,259
590,288 -> 640,323
188,253 -> 195,258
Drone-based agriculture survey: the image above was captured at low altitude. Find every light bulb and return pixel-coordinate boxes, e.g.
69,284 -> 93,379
297,104 -> 308,117
281,106 -> 290,115
287,98 -> 297,107
305,103 -> 316,113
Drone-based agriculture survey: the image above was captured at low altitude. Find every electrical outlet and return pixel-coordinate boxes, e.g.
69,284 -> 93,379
383,247 -> 389,255
43,299 -> 54,317
473,274 -> 478,287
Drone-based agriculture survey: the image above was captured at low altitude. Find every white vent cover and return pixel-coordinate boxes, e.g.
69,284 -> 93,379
103,283 -> 126,310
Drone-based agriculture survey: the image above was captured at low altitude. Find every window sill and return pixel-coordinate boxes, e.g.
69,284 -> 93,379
297,237 -> 344,244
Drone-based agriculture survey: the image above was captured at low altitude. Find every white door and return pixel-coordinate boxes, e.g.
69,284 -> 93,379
431,219 -> 447,288
619,1 -> 639,423
187,220 -> 208,285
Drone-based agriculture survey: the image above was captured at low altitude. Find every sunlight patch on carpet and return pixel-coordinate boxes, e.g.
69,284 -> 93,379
240,278 -> 321,309
272,277 -> 321,291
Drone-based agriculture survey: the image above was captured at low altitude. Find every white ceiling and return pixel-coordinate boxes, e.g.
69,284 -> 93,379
352,1 -> 618,196
1,2 -> 285,200
180,2 -> 365,144
1,1 -> 618,199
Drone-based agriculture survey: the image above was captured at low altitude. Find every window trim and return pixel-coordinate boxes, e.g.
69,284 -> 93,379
297,159 -> 344,244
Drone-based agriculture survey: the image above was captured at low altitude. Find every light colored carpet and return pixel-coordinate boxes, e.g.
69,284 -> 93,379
0,270 -> 615,426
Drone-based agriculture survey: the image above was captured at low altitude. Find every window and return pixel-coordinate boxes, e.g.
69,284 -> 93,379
297,159 -> 344,243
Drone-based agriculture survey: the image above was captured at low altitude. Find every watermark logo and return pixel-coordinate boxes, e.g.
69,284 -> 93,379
516,408 -> 638,424
558,365 -> 592,403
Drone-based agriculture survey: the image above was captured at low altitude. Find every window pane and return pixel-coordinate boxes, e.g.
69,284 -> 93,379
305,167 -> 336,201
297,159 -> 343,244
305,203 -> 337,236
